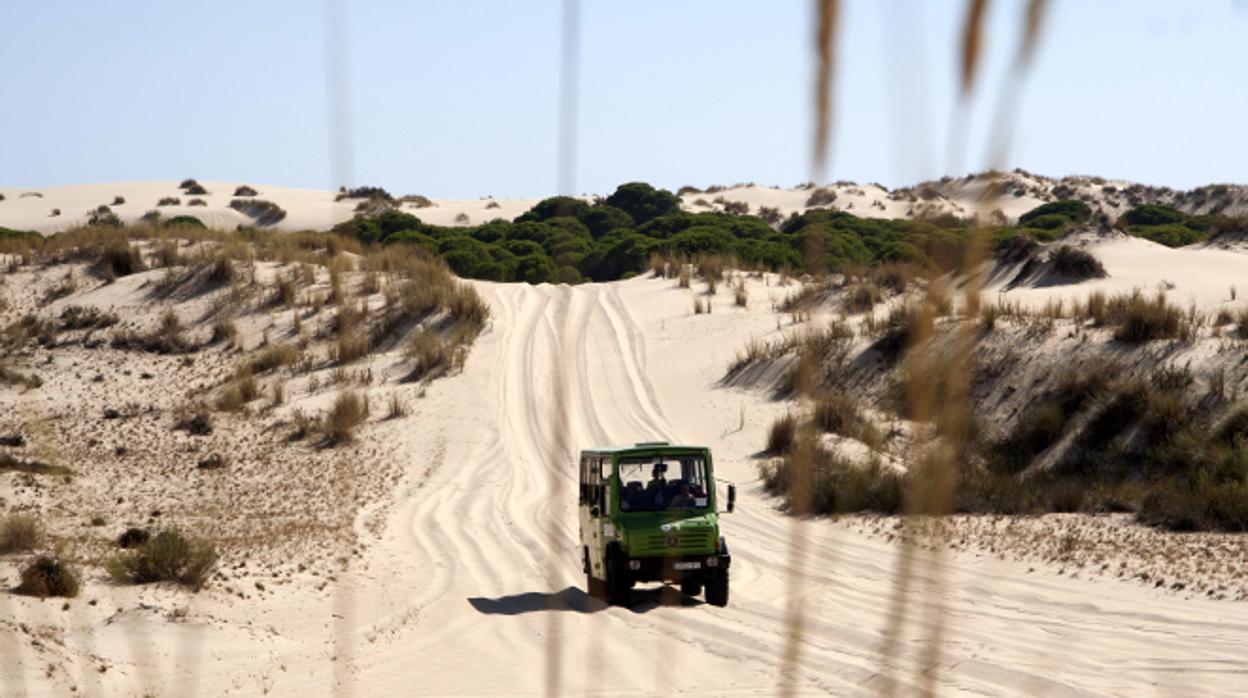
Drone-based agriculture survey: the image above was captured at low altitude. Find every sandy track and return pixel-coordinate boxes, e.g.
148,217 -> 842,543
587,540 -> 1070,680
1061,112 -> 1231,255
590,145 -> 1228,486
333,277 -> 1248,697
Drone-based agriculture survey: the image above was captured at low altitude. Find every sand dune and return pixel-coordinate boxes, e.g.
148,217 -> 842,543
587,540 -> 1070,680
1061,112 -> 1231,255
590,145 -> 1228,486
6,179 -> 1248,696
8,171 -> 1247,237
8,270 -> 1248,695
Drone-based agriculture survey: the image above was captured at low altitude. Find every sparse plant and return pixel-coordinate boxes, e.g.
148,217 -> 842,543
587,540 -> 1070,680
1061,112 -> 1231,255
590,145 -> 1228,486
733,279 -> 748,308
107,529 -> 218,590
766,413 -> 798,455
326,390 -> 367,443
1050,245 -> 1107,279
1,514 -> 44,553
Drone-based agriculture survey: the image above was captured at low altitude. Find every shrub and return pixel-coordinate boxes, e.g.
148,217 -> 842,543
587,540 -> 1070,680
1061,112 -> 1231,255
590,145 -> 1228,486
813,391 -> 881,446
805,187 -> 837,207
1050,245 -> 1106,279
250,343 -> 299,373
97,241 -> 145,279
165,215 -> 205,228
88,206 -> 121,227
230,198 -> 287,226
178,178 -> 199,190
871,304 -> 924,360
1112,292 -> 1182,343
1123,204 -> 1187,227
604,182 -> 680,224
107,529 -> 217,590
1019,199 -> 1091,225
15,555 -> 79,598
60,305 -> 119,329
334,332 -> 370,364
234,185 -> 259,197
766,413 -> 797,455
1,514 -> 43,553
117,527 -> 150,548
112,195 -> 126,206
1129,224 -> 1206,248
337,186 -> 393,201
844,282 -> 882,313
158,197 -> 181,206
326,390 -> 367,443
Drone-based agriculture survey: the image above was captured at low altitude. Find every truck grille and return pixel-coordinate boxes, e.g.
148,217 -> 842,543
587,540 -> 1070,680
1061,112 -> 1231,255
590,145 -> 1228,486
644,531 -> 710,552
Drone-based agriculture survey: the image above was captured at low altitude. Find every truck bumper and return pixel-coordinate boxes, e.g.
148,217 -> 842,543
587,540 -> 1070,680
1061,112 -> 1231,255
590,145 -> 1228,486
609,553 -> 731,583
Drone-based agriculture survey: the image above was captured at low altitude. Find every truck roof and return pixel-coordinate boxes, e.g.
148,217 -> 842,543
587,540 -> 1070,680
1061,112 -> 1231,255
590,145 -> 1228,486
581,442 -> 708,455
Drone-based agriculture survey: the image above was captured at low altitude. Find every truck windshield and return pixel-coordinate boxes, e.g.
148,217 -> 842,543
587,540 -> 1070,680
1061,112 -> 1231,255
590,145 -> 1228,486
617,455 -> 709,512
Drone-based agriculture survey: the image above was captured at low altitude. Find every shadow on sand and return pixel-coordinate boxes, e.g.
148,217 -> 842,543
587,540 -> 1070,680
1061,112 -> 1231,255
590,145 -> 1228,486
467,585 -> 703,615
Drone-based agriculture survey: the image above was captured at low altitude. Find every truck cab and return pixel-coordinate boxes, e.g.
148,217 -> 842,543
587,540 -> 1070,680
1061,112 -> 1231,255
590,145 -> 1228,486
579,442 -> 735,607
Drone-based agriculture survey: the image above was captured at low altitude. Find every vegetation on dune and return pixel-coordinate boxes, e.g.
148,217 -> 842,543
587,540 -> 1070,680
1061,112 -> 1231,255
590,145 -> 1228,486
334,186 -> 1243,286
1120,203 -> 1226,247
338,182 -> 1004,284
758,296 -> 1248,532
15,555 -> 80,598
107,528 -> 218,590
1,514 -> 44,553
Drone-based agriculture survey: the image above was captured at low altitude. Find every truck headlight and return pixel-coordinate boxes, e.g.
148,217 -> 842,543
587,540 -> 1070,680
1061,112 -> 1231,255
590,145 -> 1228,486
628,560 -> 641,570
706,557 -> 718,567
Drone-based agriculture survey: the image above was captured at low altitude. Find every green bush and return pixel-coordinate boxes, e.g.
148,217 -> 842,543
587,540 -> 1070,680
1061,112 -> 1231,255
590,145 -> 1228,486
604,182 -> 680,224
1123,204 -> 1187,227
1129,224 -> 1206,247
107,529 -> 217,590
1018,199 -> 1091,225
165,215 -> 206,229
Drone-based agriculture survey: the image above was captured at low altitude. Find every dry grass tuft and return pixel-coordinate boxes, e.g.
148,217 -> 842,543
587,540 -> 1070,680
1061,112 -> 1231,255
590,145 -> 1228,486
1,514 -> 44,553
766,413 -> 798,455
326,390 -> 368,444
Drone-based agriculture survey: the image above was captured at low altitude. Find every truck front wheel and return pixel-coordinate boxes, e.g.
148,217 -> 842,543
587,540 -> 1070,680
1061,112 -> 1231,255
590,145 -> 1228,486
704,571 -> 729,607
605,565 -> 631,606
680,578 -> 702,597
587,571 -> 606,600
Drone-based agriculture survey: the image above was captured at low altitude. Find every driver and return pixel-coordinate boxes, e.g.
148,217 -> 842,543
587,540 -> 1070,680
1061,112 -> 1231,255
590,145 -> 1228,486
646,462 -> 668,507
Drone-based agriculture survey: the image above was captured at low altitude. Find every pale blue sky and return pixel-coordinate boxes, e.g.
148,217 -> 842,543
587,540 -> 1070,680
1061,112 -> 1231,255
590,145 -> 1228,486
1,1 -> 1245,197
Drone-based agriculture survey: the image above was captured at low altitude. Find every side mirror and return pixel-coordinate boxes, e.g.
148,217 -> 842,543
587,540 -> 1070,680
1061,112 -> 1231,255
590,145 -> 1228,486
726,484 -> 736,513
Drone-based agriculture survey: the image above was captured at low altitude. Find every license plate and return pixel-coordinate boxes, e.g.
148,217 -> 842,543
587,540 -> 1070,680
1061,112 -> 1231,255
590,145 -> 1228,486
673,561 -> 701,570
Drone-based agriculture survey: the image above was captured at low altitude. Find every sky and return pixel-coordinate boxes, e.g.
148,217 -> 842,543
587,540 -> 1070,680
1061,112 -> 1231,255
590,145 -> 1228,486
1,1 -> 1246,198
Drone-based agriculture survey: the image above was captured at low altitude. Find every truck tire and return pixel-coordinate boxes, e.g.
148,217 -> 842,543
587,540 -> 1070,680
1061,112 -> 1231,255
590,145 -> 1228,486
587,571 -> 606,600
705,571 -> 729,607
680,578 -> 702,597
605,565 -> 631,606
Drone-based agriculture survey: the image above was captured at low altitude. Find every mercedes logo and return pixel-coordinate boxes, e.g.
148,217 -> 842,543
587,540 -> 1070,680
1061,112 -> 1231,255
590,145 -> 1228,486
666,535 -> 679,548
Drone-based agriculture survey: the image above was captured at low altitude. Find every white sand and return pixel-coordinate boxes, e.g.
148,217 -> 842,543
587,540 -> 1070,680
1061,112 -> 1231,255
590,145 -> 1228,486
0,181 -> 547,235
6,269 -> 1248,696
984,232 -> 1248,313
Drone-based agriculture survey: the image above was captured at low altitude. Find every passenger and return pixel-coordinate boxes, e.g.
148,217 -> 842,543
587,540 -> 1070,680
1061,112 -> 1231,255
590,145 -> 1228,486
669,481 -> 695,508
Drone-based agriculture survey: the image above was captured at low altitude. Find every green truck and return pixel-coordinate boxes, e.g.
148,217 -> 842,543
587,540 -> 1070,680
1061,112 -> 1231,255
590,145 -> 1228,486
578,442 -> 736,607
